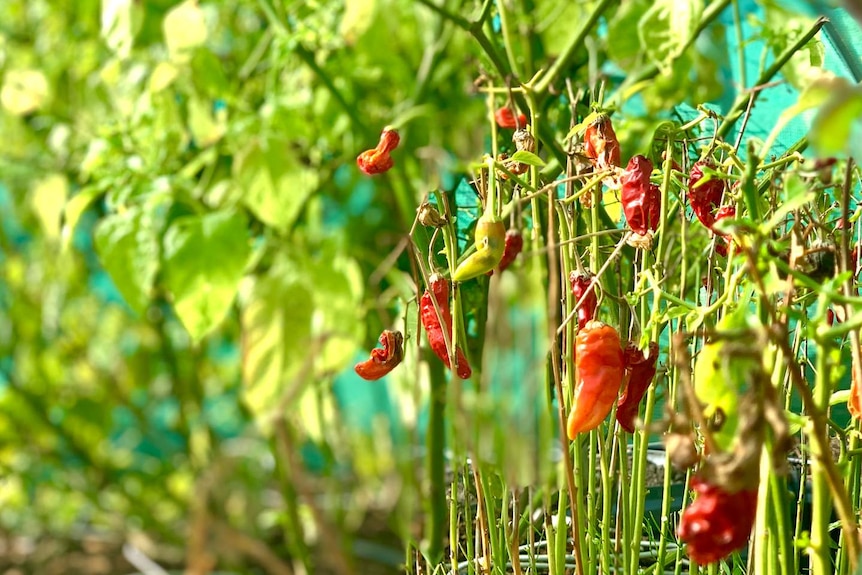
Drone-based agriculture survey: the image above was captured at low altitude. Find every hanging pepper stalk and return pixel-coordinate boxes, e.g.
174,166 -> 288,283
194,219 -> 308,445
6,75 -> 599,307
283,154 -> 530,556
452,156 -> 506,282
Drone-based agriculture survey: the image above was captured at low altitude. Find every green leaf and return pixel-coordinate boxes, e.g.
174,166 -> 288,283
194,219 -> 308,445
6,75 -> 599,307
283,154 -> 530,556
638,0 -> 704,73
233,140 -> 320,233
509,150 -> 545,167
241,261 -> 314,425
240,249 -> 364,431
30,173 -> 68,240
94,206 -> 160,315
810,82 -> 862,156
162,210 -> 250,341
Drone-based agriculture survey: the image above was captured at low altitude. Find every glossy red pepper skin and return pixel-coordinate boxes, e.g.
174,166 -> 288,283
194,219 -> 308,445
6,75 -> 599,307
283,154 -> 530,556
488,229 -> 523,276
354,330 -> 404,380
688,161 -> 726,229
495,107 -> 527,129
357,128 -> 400,175
850,356 -> 861,420
616,341 -> 659,433
569,271 -> 598,330
420,275 -> 472,379
713,205 -> 736,257
584,114 -> 621,171
621,155 -> 660,235
567,321 -> 625,438
678,477 -> 758,564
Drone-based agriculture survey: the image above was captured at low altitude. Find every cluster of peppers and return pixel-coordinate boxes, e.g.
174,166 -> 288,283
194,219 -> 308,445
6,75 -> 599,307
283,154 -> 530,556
352,116 -> 843,565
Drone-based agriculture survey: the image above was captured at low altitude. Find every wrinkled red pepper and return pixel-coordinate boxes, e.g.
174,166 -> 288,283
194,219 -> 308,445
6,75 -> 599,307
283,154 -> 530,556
354,330 -> 404,380
495,107 -> 527,129
569,271 -> 598,330
621,155 -> 661,236
357,128 -> 400,175
584,114 -> 621,171
488,229 -> 523,276
616,341 -> 659,433
567,321 -> 625,438
678,476 -> 758,564
569,270 -> 599,329
688,161 -> 726,229
420,275 -> 472,379
713,205 -> 736,257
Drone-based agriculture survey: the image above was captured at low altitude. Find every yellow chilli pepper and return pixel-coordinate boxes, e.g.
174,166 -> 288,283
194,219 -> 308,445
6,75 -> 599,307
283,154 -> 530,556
452,214 -> 506,282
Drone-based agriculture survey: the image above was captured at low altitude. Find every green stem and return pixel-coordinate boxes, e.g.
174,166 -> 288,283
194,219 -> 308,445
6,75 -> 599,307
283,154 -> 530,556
532,0 -> 618,95
715,16 -> 827,141
425,357 -> 447,564
809,321 -> 833,575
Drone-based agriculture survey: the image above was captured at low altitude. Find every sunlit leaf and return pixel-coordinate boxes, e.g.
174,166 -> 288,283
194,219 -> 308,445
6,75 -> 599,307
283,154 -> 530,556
94,206 -> 160,315
163,0 -> 208,63
638,0 -> 704,72
162,210 -> 250,341
233,140 -> 320,233
30,174 -> 68,240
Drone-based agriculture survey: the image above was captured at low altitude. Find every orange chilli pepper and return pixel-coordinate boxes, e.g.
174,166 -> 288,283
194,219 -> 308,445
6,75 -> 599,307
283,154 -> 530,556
357,128 -> 400,175
354,330 -> 404,380
567,320 -> 625,438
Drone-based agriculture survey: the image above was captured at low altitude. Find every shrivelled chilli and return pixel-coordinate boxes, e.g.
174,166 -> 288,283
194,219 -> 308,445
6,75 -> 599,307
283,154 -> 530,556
688,161 -> 726,229
569,270 -> 598,330
678,477 -> 758,564
621,155 -> 661,236
357,128 -> 400,175
616,341 -> 659,433
584,114 -> 621,171
567,321 -> 625,438
354,330 -> 404,380
419,275 -> 472,379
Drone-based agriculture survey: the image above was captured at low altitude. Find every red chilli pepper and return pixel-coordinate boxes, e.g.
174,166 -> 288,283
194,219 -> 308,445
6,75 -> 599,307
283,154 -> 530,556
621,155 -> 661,236
495,107 -> 527,130
569,270 -> 598,330
584,114 -> 621,171
488,229 -> 524,276
616,341 -> 659,433
357,128 -> 401,175
850,355 -> 861,420
713,205 -> 736,257
567,321 -> 625,438
678,477 -> 758,564
420,275 -> 472,379
354,330 -> 404,380
688,161 -> 726,229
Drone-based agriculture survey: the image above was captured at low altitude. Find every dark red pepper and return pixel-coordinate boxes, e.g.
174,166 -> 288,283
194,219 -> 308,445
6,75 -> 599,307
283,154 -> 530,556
621,155 -> 661,236
712,205 -> 736,257
420,275 -> 472,379
678,476 -> 758,564
569,270 -> 598,330
688,161 -> 726,229
495,107 -> 527,129
567,321 -> 625,438
357,128 -> 400,175
584,114 -> 621,171
488,229 -> 523,276
354,330 -> 404,380
616,341 -> 659,433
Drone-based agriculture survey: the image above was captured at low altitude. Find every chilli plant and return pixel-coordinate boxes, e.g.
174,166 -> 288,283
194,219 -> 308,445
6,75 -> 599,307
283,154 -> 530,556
2,0 -> 862,574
